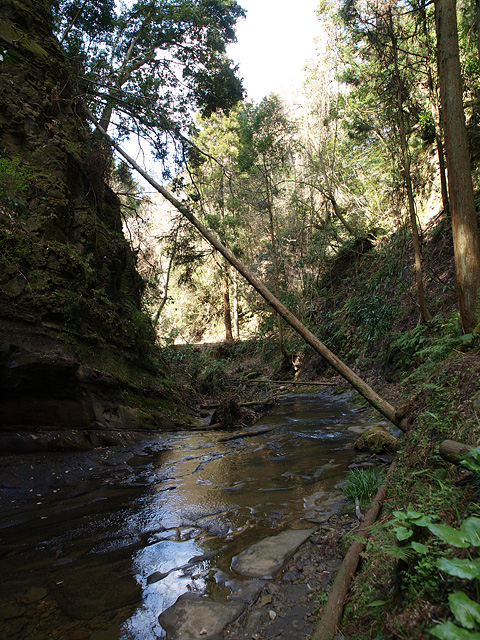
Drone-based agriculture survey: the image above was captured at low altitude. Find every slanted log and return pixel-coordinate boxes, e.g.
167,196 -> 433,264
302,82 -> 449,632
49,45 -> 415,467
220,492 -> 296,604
89,112 -> 406,430
312,459 -> 397,640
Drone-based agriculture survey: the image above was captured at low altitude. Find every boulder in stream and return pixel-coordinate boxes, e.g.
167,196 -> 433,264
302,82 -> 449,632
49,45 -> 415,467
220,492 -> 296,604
158,593 -> 243,640
354,425 -> 399,453
231,529 -> 314,579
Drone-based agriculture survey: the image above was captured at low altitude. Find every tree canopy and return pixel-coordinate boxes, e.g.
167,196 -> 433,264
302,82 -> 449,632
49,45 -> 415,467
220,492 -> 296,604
51,0 -> 245,169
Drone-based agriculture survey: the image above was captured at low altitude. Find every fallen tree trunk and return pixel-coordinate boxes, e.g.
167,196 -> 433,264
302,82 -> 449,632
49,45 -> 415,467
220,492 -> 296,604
246,379 -> 332,387
439,439 -> 475,464
312,458 -> 398,640
89,113 -> 405,430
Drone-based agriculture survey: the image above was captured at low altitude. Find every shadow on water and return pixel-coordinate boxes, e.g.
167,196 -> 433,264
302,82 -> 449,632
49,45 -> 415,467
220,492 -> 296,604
0,392 -> 377,639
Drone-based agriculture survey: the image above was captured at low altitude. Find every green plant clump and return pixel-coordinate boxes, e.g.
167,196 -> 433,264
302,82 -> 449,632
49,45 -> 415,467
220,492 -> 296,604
388,506 -> 480,639
342,467 -> 384,507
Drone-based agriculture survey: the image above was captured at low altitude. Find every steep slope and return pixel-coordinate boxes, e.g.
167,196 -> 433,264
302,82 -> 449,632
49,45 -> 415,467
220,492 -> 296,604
0,0 -> 197,452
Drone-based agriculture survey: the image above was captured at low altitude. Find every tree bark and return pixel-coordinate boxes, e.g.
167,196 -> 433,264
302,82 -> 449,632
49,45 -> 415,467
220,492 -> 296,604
435,0 -> 480,332
264,161 -> 289,360
419,0 -> 450,218
477,0 -> 480,70
233,269 -> 240,339
439,439 -> 474,464
223,265 -> 234,341
89,112 -> 406,430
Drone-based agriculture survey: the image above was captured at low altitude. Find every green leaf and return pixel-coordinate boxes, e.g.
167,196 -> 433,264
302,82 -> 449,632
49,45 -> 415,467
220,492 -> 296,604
392,510 -> 407,521
411,541 -> 429,554
437,557 -> 480,580
367,600 -> 387,607
449,592 -> 480,630
405,508 -> 425,518
461,519 -> 480,547
394,525 -> 413,541
430,621 -> 480,639
414,514 -> 435,527
427,523 -> 470,548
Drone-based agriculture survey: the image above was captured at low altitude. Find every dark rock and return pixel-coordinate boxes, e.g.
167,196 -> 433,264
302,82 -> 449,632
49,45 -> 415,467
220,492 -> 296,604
159,593 -> 243,640
0,0 -> 199,451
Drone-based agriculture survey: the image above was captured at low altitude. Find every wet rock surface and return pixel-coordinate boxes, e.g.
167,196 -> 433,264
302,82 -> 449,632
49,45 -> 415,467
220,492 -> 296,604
231,529 -> 315,578
224,517 -> 354,640
159,593 -> 244,640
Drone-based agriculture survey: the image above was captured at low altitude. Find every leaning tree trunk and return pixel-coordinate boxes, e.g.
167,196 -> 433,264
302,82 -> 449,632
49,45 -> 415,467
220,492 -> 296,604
89,112 -> 407,430
435,0 -> 480,332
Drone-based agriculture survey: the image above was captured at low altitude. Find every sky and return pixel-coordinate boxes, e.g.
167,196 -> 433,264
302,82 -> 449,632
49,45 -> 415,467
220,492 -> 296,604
227,0 -> 325,103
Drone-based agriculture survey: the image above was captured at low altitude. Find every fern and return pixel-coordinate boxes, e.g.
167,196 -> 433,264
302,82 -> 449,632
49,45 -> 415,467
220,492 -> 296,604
380,543 -> 416,562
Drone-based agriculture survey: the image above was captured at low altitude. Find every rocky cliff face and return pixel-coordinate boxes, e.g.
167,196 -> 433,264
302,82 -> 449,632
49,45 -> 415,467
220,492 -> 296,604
0,0 -> 196,452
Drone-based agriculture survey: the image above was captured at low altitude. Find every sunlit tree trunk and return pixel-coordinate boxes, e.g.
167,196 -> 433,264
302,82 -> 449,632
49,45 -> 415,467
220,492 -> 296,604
389,10 -> 432,325
264,161 -> 289,359
435,0 -> 480,332
233,270 -> 240,339
223,264 -> 233,341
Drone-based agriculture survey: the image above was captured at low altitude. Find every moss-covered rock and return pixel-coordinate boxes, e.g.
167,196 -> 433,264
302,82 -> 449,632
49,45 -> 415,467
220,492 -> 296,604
354,425 -> 400,453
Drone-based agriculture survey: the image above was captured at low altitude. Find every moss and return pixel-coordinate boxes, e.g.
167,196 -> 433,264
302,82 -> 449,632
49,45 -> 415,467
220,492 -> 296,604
354,425 -> 400,453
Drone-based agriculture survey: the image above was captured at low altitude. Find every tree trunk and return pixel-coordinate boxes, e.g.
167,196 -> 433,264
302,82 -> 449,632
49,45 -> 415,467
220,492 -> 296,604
90,112 -> 407,430
223,265 -> 234,341
419,0 -> 450,217
233,270 -> 240,339
477,0 -> 480,69
390,11 -> 432,325
439,439 -> 474,464
435,0 -> 480,332
264,164 -> 289,360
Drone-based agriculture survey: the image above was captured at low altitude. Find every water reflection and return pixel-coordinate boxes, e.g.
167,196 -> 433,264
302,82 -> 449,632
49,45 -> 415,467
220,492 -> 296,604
119,392 -> 372,638
0,391 -> 375,640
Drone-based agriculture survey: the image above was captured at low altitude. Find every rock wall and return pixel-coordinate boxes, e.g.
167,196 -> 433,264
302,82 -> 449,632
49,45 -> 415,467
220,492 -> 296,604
0,0 -> 196,451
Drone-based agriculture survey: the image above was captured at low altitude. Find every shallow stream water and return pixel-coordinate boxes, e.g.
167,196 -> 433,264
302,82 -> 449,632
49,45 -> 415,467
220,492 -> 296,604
0,392 -> 378,639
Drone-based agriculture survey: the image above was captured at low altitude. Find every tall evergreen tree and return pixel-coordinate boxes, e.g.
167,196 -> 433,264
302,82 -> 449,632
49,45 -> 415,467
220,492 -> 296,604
435,0 -> 480,332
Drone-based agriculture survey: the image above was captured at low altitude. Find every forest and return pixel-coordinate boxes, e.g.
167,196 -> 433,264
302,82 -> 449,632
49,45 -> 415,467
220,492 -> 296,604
2,0 -> 480,639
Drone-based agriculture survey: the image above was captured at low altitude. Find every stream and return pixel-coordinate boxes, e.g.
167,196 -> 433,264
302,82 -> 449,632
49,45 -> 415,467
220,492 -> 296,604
0,391 -> 379,639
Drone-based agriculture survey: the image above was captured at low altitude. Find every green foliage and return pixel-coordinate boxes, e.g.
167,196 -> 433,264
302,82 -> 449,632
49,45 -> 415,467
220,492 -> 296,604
391,313 -> 479,375
344,294 -> 397,345
342,467 -> 384,506
0,154 -> 33,211
461,447 -> 480,500
51,0 -> 245,165
386,507 -> 480,638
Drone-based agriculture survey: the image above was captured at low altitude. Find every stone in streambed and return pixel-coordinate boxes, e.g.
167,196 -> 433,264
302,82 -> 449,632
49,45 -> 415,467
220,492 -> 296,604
231,529 -> 314,579
158,593 -> 243,640
354,425 -> 399,453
